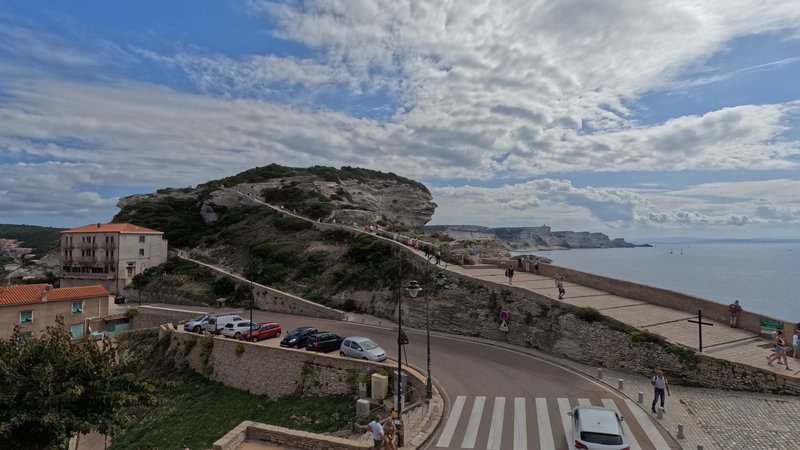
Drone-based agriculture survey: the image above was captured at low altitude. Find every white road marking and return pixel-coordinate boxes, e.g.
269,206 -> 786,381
486,397 -> 505,450
514,397 -> 527,450
556,398 -> 573,449
437,395 -> 466,447
625,399 -> 672,449
577,398 -> 592,406
602,398 -> 642,450
536,398 -> 555,450
462,396 -> 486,448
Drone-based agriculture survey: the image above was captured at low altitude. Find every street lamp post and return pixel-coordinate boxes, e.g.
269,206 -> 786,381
398,279 -> 422,448
426,272 -> 447,399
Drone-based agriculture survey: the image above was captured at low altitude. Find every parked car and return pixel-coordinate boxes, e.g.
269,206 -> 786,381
280,327 -> 318,348
305,332 -> 343,353
241,322 -> 282,342
183,314 -> 209,333
340,336 -> 387,361
220,321 -> 256,339
205,313 -> 244,334
568,405 -> 630,450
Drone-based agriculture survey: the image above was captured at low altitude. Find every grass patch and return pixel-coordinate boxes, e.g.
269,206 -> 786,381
665,343 -> 699,367
630,329 -> 667,345
574,307 -> 602,323
108,375 -> 353,450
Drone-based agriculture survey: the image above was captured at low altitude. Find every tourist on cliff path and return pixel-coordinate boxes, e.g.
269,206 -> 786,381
555,274 -> 565,299
767,330 -> 792,370
728,300 -> 743,328
793,330 -> 800,359
505,265 -> 514,285
369,415 -> 384,450
534,259 -> 540,275
381,417 -> 397,450
651,369 -> 670,413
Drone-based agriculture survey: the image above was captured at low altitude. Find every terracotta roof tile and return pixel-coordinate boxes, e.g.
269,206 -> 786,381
61,223 -> 163,234
0,284 -> 111,306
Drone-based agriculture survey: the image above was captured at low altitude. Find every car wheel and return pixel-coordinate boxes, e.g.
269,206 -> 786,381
340,351 -> 346,357
234,332 -> 241,339
192,325 -> 201,333
252,336 -> 258,343
294,343 -> 301,349
276,331 -> 281,337
362,357 -> 368,360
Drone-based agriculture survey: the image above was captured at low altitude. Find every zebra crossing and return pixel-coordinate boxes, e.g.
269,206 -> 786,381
434,396 -> 674,450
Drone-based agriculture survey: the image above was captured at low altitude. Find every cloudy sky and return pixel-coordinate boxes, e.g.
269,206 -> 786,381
1,1 -> 799,241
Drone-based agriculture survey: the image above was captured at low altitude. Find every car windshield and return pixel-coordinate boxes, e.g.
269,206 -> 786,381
580,432 -> 623,445
191,315 -> 206,322
361,339 -> 379,350
290,328 -> 309,337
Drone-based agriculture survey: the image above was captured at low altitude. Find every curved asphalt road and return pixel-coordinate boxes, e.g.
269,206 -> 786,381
164,306 -> 678,449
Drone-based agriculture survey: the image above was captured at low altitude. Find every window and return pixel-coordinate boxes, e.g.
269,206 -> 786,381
72,301 -> 83,314
139,235 -> 146,243
19,311 -> 33,324
139,248 -> 145,256
70,323 -> 84,339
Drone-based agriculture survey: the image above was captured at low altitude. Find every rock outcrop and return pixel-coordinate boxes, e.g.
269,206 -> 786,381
426,224 -> 644,250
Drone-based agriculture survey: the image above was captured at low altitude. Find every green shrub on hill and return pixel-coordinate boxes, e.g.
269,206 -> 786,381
114,197 -> 206,247
0,224 -> 63,255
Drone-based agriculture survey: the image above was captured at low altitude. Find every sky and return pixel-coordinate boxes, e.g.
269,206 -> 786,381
0,1 -> 799,242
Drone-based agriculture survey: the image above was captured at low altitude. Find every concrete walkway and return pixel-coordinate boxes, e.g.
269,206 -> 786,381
439,263 -> 800,450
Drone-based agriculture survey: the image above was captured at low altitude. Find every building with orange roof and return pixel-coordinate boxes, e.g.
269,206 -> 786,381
60,223 -> 168,294
0,283 -> 130,340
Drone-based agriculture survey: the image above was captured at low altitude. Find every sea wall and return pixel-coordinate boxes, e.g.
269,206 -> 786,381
485,258 -> 794,336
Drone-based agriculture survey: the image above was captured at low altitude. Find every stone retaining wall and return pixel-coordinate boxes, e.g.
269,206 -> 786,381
169,330 -> 426,401
213,421 -> 369,450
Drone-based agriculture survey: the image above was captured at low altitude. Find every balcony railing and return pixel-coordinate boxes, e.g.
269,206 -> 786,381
60,272 -> 115,280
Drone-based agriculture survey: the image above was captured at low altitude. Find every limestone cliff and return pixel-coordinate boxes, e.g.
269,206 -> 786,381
425,224 -> 644,250
116,164 -> 437,230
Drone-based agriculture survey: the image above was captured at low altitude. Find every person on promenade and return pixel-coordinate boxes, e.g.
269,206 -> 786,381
505,265 -> 515,285
555,274 -> 565,299
728,300 -> 743,328
767,330 -> 792,370
793,330 -> 800,359
651,369 -> 670,413
368,415 -> 384,450
533,259 -> 539,275
381,417 -> 397,450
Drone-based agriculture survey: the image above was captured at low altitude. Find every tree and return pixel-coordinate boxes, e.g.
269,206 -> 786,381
0,317 -> 155,449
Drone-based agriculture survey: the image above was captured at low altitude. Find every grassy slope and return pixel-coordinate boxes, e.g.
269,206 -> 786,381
0,223 -> 63,255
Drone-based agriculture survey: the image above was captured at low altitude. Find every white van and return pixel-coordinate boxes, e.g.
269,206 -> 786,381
205,313 -> 244,334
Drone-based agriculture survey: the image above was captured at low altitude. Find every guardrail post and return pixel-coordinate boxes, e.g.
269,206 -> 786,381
637,392 -> 643,403
617,379 -> 624,390
677,424 -> 685,439
657,408 -> 664,419
597,368 -> 603,379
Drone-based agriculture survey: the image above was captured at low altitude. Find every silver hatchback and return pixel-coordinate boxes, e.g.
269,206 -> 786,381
568,405 -> 629,450
340,336 -> 387,362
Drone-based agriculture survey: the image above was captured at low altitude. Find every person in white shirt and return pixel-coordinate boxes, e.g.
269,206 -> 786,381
368,415 -> 384,450
651,369 -> 670,413
793,331 -> 800,359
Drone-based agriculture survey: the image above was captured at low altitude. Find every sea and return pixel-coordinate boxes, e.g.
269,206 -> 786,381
513,242 -> 800,321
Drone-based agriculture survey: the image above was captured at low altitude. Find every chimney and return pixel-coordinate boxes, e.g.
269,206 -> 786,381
41,286 -> 48,302
97,222 -> 101,228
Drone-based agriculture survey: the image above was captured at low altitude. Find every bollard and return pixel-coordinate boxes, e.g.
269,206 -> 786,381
618,379 -> 624,390
677,424 -> 685,439
597,368 -> 603,379
657,408 -> 664,420
638,392 -> 644,403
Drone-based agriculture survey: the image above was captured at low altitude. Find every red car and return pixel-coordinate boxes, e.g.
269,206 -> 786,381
240,322 -> 282,342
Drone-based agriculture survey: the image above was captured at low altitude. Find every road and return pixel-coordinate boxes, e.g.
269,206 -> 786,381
160,305 -> 679,450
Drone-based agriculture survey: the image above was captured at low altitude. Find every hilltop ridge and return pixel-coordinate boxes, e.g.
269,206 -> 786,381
425,224 -> 647,250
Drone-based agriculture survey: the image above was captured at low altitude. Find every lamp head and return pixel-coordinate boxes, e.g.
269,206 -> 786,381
435,272 -> 447,286
405,280 -> 423,297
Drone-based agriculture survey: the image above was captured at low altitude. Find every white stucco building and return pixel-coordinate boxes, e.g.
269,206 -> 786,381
59,223 -> 168,294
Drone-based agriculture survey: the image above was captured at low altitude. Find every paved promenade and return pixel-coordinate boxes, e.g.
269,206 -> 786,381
439,263 -> 800,450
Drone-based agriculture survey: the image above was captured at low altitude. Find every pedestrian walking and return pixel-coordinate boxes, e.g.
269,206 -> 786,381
793,330 -> 800,359
650,369 -> 670,413
505,265 -> 515,285
728,300 -> 743,328
533,259 -> 540,275
381,417 -> 397,450
767,330 -> 792,370
555,274 -> 565,299
368,415 -> 384,450
434,248 -> 441,265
